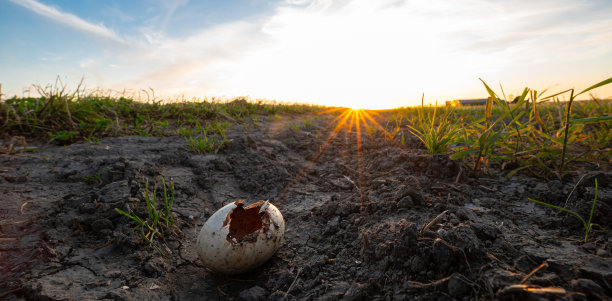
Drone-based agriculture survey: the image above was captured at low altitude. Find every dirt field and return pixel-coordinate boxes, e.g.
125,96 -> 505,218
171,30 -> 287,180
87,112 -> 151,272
1,111 -> 610,300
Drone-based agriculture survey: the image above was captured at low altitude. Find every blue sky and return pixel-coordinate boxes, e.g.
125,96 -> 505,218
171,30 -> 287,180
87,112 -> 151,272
1,0 -> 611,108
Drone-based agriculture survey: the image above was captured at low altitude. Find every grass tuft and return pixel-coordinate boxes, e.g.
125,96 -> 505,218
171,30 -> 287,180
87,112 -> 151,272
115,177 -> 176,257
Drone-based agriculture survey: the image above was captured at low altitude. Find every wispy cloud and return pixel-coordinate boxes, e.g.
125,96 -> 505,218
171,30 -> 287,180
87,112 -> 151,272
6,0 -> 610,107
105,0 -> 612,107
8,0 -> 124,43
161,0 -> 190,32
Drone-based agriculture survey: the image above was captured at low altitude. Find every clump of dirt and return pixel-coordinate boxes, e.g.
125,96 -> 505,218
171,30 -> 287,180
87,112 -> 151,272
1,112 -> 611,300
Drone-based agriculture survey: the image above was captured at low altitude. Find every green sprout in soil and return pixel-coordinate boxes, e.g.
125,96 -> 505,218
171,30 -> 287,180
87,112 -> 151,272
407,95 -> 461,154
186,129 -> 228,154
528,178 -> 601,242
447,76 -> 612,178
115,177 -> 175,256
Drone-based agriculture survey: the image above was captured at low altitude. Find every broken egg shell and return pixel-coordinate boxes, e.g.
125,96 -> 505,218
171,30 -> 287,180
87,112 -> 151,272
196,200 -> 285,275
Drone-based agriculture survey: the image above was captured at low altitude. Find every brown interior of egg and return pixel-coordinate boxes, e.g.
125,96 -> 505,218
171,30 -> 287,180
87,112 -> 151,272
225,201 -> 265,242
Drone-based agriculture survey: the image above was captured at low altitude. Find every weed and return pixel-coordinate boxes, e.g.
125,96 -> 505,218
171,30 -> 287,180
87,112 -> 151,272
82,173 -> 101,184
449,77 -> 612,177
407,95 -> 461,154
528,179 -> 602,242
302,119 -> 313,128
288,122 -> 301,131
1,80 -> 323,143
48,130 -> 79,144
186,130 -> 228,154
115,177 -> 175,256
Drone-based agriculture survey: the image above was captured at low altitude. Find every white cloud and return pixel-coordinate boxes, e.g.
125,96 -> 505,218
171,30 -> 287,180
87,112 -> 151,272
13,0 -> 610,108
8,0 -> 124,43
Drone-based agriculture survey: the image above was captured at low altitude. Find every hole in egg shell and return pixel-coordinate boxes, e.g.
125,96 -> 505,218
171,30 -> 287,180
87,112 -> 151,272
223,200 -> 271,243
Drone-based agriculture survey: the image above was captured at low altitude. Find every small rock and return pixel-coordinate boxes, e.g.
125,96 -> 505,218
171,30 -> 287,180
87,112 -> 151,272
143,258 -> 165,277
78,203 -> 97,214
107,279 -> 122,290
324,216 -> 341,234
596,248 -> 610,257
239,286 -> 267,301
436,228 -> 449,240
470,222 -> 500,240
570,278 -> 603,300
91,218 -> 113,232
456,208 -> 477,222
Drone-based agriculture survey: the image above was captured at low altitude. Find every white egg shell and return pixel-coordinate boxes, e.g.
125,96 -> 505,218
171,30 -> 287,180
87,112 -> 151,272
196,200 -> 285,274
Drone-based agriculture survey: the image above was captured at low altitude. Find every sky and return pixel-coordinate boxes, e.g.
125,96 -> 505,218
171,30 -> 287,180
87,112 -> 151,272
1,0 -> 611,109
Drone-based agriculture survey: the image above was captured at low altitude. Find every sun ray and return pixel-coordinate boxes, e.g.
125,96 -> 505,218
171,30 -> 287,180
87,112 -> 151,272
275,107 -> 398,217
276,108 -> 355,205
360,110 -> 395,139
353,109 -> 366,216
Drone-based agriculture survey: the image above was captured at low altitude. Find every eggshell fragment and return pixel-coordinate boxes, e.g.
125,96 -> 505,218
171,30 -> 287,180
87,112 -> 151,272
196,200 -> 285,274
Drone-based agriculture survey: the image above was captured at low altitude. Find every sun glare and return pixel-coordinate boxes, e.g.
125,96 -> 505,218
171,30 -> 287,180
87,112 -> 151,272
219,1 -> 495,109
276,105 -> 401,210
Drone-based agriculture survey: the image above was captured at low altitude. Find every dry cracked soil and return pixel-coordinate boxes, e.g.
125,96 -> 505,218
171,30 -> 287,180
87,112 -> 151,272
1,111 -> 611,300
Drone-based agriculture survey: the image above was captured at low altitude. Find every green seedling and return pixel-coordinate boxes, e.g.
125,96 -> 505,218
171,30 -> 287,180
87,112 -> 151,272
115,177 -> 175,256
48,130 -> 79,144
186,130 -> 228,154
407,95 -> 461,154
302,118 -> 313,127
547,77 -> 612,173
82,173 -> 101,184
528,179 -> 601,242
288,122 -> 301,131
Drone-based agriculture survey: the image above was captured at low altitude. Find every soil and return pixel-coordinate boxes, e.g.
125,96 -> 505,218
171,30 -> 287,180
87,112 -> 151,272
1,111 -> 611,301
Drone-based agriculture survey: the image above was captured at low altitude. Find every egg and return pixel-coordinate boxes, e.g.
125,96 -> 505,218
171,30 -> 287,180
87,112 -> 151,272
196,200 -> 285,274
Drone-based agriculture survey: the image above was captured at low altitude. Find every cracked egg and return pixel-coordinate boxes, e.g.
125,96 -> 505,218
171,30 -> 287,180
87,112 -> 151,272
196,200 -> 285,274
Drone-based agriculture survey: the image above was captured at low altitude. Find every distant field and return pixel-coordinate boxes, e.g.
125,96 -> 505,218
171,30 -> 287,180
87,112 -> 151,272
1,77 -> 611,179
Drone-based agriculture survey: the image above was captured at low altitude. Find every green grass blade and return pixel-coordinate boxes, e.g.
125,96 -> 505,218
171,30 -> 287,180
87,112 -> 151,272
114,208 -> 145,227
528,198 -> 587,230
540,89 -> 573,101
585,179 -> 599,242
576,76 -> 612,97
560,89 -> 575,172
570,116 -> 612,124
450,148 -> 480,160
506,166 -> 530,178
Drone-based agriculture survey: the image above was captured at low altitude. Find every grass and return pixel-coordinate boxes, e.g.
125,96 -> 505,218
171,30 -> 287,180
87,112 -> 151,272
186,129 -> 229,154
384,76 -> 612,178
0,79 -> 323,144
2,77 -> 610,180
528,178 -> 601,242
406,95 -> 461,154
288,118 -> 315,131
115,177 -> 175,256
